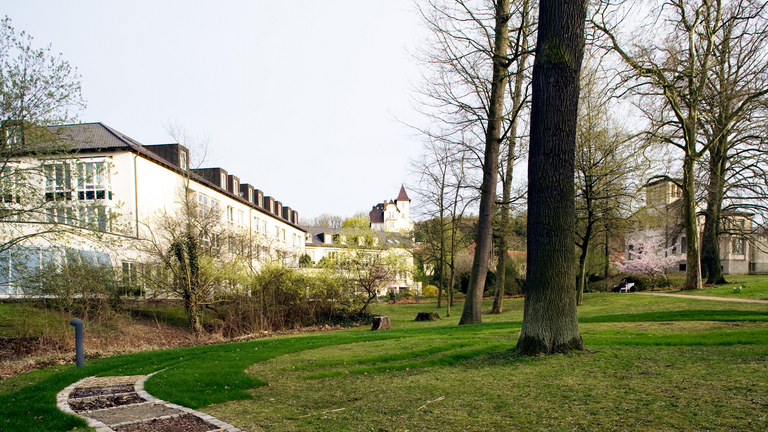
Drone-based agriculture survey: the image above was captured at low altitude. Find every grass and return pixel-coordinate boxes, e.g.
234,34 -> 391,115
0,303 -> 71,338
1,293 -> 767,431
660,274 -> 768,299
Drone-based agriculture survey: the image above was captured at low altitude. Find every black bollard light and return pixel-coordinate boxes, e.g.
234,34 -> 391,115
69,318 -> 84,367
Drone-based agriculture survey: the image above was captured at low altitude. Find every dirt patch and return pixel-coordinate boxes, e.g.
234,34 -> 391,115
112,414 -> 217,432
70,385 -> 134,398
69,393 -> 146,412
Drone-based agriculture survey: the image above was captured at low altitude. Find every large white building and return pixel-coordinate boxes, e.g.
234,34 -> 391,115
0,122 -> 306,297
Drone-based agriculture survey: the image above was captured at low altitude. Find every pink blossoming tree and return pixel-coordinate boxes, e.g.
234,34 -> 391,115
617,237 -> 679,288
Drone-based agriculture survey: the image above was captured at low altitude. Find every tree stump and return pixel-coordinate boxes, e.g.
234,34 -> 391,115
415,312 -> 441,321
371,316 -> 391,331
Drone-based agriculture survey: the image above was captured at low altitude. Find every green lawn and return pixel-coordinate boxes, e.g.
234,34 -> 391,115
666,274 -> 768,300
1,294 -> 767,431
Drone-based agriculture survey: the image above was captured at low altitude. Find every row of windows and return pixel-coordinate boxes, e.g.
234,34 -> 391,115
197,192 -> 302,247
44,161 -> 112,201
46,205 -> 111,232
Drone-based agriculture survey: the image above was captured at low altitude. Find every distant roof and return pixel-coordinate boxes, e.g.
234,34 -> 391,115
301,226 -> 412,249
397,184 -> 410,201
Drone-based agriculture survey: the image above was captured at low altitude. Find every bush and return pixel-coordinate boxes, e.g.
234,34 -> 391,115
209,265 -> 360,337
422,285 -> 438,297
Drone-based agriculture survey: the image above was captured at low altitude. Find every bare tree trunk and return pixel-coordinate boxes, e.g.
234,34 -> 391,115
702,138 -> 727,284
681,155 -> 703,290
517,0 -> 586,355
492,0 -> 530,314
603,228 -> 610,291
459,0 -> 511,325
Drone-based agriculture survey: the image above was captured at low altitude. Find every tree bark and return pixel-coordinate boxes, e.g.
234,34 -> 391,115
681,155 -> 703,290
459,0 -> 511,325
517,0 -> 586,355
701,138 -> 727,284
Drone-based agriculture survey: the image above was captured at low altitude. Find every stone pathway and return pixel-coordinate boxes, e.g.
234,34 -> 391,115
57,373 -> 243,432
637,292 -> 768,304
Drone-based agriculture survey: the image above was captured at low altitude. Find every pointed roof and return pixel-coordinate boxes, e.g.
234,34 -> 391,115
397,184 -> 410,201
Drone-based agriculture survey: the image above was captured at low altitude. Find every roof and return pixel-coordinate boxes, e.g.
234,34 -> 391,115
397,184 -> 410,201
52,122 -> 144,150
301,226 -> 412,249
369,203 -> 385,224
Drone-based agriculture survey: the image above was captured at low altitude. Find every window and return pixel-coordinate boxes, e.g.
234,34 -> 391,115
248,189 -> 253,202
197,193 -> 210,219
79,205 -> 110,232
180,151 -> 188,170
254,217 -> 260,232
233,180 -> 239,192
47,207 -> 72,224
388,222 -> 395,230
237,210 -> 244,226
263,220 -> 267,233
221,173 -> 227,188
276,226 -> 280,238
122,262 -> 138,290
45,163 -> 71,201
227,206 -> 234,224
1,165 -> 18,204
732,237 -> 746,255
258,194 -> 263,207
76,161 -> 112,200
282,229 -> 286,242
679,263 -> 686,271
680,237 -> 687,254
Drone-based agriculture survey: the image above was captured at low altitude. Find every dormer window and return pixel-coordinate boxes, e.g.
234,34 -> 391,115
233,180 -> 239,193
221,173 -> 227,188
180,151 -> 188,170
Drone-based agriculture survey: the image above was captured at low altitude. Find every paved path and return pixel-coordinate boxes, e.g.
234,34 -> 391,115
57,373 -> 243,432
637,292 -> 768,304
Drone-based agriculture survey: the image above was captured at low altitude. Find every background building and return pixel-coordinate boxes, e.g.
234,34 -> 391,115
0,122 -> 306,297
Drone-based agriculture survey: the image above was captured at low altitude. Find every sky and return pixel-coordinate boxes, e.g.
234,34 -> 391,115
5,0 -> 428,221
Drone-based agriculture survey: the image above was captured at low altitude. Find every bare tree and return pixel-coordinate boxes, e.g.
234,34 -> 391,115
491,0 -> 533,315
697,0 -> 768,284
516,0 -> 587,355
574,55 -> 647,305
593,0 -> 725,290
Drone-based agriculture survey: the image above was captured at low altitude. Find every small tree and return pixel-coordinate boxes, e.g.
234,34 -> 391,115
335,247 -> 410,313
616,237 -> 678,288
0,17 -> 87,253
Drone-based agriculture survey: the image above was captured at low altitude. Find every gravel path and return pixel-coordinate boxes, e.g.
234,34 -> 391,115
636,292 -> 768,304
57,372 -> 243,432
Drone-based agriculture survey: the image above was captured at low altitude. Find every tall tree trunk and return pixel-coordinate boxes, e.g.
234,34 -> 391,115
603,228 -> 610,291
681,154 -> 703,290
459,0 -> 511,325
701,137 -> 728,284
492,1 -> 530,315
517,0 -> 586,355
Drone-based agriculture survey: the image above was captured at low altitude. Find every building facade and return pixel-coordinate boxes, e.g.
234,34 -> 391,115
302,226 -> 417,295
0,122 -> 306,297
369,185 -> 414,232
625,178 -> 762,274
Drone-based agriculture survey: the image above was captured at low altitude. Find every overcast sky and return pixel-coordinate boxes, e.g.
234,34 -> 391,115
5,0 -> 428,221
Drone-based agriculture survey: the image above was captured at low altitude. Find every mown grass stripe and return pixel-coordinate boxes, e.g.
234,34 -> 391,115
305,344 -> 507,379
